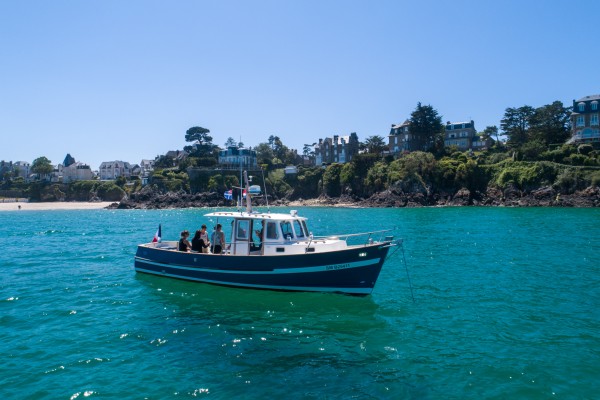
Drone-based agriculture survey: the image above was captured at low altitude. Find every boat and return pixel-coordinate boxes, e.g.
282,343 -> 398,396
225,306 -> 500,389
134,172 -> 403,295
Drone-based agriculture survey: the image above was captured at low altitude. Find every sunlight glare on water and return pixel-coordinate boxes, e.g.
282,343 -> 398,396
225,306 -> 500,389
0,207 -> 599,398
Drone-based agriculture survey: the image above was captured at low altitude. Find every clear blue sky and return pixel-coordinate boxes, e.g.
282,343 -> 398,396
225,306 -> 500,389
1,0 -> 598,170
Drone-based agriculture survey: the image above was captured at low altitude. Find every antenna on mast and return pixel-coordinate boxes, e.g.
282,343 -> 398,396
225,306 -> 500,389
261,167 -> 270,213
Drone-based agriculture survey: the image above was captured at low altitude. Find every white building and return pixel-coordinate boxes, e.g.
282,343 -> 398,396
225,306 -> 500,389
62,162 -> 94,183
13,161 -> 31,179
99,161 -> 133,180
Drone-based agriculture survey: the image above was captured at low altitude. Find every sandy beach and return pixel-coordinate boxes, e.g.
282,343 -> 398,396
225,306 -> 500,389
0,201 -> 114,212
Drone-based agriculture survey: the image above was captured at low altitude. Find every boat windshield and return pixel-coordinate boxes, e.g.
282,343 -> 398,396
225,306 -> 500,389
280,221 -> 293,240
293,219 -> 306,238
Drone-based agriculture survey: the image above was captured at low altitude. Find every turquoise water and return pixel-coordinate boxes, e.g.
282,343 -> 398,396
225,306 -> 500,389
1,207 -> 599,399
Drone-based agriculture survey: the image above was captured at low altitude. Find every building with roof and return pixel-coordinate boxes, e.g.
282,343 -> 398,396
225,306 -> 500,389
388,120 -> 414,155
99,161 -> 133,180
444,120 -> 491,150
570,95 -> 600,144
61,162 -> 94,183
314,133 -> 359,166
218,147 -> 258,170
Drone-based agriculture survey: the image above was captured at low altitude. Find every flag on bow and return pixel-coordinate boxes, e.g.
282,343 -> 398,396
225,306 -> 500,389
152,224 -> 162,243
224,190 -> 233,200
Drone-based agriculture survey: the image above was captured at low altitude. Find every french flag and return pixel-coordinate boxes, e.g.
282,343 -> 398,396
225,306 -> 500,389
152,224 -> 162,243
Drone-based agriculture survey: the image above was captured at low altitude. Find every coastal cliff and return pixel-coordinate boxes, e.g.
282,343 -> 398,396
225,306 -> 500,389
111,184 -> 600,209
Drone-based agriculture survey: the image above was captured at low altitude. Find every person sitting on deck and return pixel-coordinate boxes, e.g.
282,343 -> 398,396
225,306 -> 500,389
178,230 -> 192,252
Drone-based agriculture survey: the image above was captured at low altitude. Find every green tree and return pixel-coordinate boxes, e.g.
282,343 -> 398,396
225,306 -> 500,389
322,163 -> 343,197
500,106 -> 535,149
303,143 -> 316,157
268,135 -> 281,150
185,126 -> 215,157
254,143 -> 275,169
482,125 -> 499,143
31,156 -> 53,175
224,137 -> 237,148
362,135 -> 387,155
185,126 -> 211,144
528,101 -> 571,146
409,102 -> 444,153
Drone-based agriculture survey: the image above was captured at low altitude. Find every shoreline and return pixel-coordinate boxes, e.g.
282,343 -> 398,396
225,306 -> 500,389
0,201 -> 114,212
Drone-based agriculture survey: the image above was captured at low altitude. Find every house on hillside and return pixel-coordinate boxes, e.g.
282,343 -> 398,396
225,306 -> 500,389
99,161 -> 133,180
570,95 -> 600,143
388,120 -> 414,156
444,120 -> 492,150
13,161 -> 31,179
62,162 -> 94,183
218,147 -> 258,170
314,133 -> 359,166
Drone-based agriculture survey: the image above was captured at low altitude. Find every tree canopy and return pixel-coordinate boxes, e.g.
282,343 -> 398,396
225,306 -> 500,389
361,135 -> 387,155
409,102 -> 443,152
224,137 -> 237,148
501,101 -> 571,150
501,106 -> 535,148
185,126 -> 211,144
31,156 -> 53,175
184,126 -> 216,157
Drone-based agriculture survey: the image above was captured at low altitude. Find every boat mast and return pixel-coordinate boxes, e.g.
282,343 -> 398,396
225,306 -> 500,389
243,170 -> 252,213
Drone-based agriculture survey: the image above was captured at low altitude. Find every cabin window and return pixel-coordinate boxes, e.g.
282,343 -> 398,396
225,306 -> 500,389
236,220 -> 250,240
266,221 -> 279,240
293,220 -> 305,238
280,221 -> 294,240
301,220 -> 309,236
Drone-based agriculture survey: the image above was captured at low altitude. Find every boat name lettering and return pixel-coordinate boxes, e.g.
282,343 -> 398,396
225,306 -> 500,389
325,263 -> 350,271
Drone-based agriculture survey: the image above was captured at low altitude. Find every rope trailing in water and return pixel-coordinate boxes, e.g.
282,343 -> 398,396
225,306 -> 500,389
400,242 -> 415,303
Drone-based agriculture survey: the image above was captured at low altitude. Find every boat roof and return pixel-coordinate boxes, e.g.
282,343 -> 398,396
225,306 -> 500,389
204,210 -> 307,221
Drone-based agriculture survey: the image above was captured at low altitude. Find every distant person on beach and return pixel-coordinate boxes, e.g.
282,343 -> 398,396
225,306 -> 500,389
191,225 -> 210,253
18,205 -> 21,210
211,224 -> 226,254
178,230 -> 192,252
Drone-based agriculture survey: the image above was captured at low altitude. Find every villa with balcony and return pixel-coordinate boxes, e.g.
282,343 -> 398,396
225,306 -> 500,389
570,95 -> 600,144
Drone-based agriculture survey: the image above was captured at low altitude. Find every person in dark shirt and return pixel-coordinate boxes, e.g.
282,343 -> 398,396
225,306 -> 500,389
178,230 -> 192,252
191,225 -> 210,253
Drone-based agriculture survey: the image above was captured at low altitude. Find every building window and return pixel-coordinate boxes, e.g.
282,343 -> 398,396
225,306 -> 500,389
591,114 -> 599,126
577,116 -> 585,127
592,102 -> 598,111
578,103 -> 585,112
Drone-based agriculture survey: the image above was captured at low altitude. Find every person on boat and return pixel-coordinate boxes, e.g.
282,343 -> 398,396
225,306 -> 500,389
178,230 -> 192,252
192,225 -> 210,253
211,224 -> 226,254
252,220 -> 265,251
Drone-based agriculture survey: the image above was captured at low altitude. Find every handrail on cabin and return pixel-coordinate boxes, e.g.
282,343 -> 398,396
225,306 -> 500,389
312,228 -> 394,241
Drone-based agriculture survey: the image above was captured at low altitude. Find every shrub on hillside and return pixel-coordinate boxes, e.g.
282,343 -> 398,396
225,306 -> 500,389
96,182 -> 125,201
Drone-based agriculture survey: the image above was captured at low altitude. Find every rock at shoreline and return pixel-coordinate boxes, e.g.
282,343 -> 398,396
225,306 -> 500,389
108,185 -> 600,209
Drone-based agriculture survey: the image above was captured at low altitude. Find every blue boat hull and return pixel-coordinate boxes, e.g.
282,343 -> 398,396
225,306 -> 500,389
134,243 -> 391,295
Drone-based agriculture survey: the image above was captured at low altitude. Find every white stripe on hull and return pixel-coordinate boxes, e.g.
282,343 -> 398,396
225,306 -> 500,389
134,257 -> 381,274
135,267 -> 374,295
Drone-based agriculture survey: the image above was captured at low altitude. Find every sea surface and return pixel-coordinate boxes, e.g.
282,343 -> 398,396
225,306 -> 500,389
0,206 -> 599,399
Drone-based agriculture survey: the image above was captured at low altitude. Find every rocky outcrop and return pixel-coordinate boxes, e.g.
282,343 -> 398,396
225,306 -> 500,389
109,185 -> 600,209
